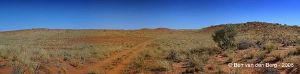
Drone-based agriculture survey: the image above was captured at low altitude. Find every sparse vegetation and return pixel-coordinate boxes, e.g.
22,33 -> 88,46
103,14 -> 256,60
0,22 -> 300,74
0,30 -> 160,73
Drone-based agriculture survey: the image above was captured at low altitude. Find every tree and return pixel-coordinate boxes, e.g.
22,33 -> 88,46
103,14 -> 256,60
212,26 -> 237,49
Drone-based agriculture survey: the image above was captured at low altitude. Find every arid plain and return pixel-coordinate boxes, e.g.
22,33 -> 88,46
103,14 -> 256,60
0,22 -> 299,74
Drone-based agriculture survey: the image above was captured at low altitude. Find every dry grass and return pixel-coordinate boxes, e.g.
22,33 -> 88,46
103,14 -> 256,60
0,29 -> 162,73
0,22 -> 300,73
127,22 -> 300,73
126,30 -> 219,73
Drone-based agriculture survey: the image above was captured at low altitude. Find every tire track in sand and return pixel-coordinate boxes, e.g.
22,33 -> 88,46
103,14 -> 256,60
69,40 -> 152,74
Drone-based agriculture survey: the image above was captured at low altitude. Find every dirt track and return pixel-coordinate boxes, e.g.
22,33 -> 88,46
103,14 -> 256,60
69,40 -> 152,74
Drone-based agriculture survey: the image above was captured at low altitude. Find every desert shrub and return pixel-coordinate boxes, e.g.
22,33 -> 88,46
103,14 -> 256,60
165,51 -> 178,62
190,54 -> 209,71
212,26 -> 237,49
262,42 -> 277,53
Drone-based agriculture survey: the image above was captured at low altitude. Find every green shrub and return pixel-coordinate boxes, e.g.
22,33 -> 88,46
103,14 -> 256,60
212,26 -> 237,49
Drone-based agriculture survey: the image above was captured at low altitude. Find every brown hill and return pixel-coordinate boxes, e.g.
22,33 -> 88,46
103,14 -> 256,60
202,22 -> 299,32
201,22 -> 300,42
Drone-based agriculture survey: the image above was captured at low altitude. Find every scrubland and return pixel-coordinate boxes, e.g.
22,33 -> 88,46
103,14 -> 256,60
126,22 -> 300,74
0,29 -> 162,74
0,22 -> 299,74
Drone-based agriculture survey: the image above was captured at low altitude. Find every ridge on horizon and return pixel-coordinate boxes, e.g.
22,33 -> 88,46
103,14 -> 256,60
1,21 -> 299,32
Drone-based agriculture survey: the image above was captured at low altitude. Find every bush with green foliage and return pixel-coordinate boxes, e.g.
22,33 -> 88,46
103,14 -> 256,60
212,26 -> 237,49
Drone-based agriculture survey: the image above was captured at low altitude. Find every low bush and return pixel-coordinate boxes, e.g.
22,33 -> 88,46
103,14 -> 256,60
212,26 -> 237,49
262,42 -> 277,53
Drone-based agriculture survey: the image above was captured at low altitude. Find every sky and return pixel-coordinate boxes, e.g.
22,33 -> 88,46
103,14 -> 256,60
0,0 -> 300,31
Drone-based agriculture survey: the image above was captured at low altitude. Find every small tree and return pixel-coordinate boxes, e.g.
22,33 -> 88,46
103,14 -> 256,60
212,26 -> 237,49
